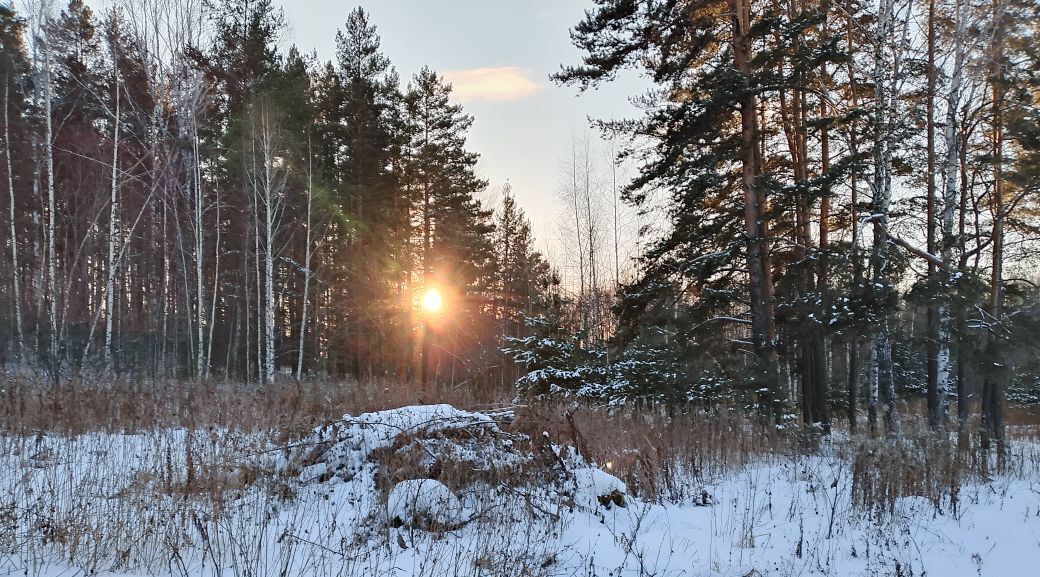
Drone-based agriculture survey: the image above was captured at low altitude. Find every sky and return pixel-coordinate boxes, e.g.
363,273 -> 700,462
272,0 -> 649,259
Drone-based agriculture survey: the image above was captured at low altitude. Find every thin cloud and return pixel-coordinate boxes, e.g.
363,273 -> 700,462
442,67 -> 539,102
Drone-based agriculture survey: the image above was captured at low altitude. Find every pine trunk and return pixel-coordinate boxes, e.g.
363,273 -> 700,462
732,0 -> 780,401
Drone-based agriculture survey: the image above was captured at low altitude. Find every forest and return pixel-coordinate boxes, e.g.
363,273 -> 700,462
0,0 -> 561,385
1,1 -> 1039,576
2,0 -> 1038,440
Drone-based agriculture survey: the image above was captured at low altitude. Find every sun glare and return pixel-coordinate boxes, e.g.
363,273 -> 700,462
421,287 -> 443,313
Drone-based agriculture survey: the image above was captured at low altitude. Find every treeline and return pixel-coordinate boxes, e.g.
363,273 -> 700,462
0,0 -> 561,384
3,0 -> 1040,448
508,0 -> 1040,447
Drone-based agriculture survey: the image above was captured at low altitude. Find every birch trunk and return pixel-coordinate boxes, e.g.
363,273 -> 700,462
582,137 -> 599,345
870,0 -> 899,435
296,139 -> 313,381
925,0 -> 940,430
250,105 -> 282,384
104,70 -> 121,373
193,129 -> 205,379
610,139 -> 620,289
4,77 -> 23,357
206,181 -> 220,379
569,140 -> 586,340
43,27 -> 58,378
868,341 -> 878,437
934,0 -> 966,431
262,112 -> 276,384
253,184 -> 263,382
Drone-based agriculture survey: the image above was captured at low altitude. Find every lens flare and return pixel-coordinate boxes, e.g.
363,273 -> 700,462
421,287 -> 443,313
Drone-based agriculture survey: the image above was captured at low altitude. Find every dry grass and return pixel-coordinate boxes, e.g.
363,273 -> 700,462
0,375 -> 507,436
2,374 -> 1038,513
1,374 -> 1039,576
508,403 -> 787,502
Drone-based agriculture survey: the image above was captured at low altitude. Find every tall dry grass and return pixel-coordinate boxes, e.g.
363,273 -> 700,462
2,374 -> 1038,515
0,375 -> 508,436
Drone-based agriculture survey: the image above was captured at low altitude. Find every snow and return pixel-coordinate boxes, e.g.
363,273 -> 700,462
289,403 -> 503,483
387,478 -> 462,527
2,405 -> 1039,577
571,466 -> 627,509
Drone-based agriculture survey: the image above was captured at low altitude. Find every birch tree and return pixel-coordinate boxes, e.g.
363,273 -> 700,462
249,100 -> 287,383
933,0 -> 969,431
296,136 -> 314,381
40,2 -> 58,376
3,71 -> 23,357
868,0 -> 905,435
102,42 -> 121,373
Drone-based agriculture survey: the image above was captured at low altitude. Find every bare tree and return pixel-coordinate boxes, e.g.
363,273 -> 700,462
249,100 -> 287,383
559,131 -> 616,346
296,136 -> 314,381
609,139 -> 621,290
581,134 -> 602,345
567,137 -> 586,337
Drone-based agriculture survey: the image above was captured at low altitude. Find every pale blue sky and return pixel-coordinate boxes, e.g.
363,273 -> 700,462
274,0 -> 648,257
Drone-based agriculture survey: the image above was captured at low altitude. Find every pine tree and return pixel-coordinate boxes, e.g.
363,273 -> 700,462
402,66 -> 494,384
556,0 -> 857,419
331,7 -> 404,376
494,186 -> 553,335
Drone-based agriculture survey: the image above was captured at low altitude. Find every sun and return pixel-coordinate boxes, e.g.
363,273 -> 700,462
421,287 -> 443,313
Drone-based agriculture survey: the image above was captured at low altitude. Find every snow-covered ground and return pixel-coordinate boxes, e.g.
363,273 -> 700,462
1,405 -> 1037,577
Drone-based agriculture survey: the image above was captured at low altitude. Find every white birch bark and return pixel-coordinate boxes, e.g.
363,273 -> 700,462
249,104 -> 285,384
934,0 -> 966,429
43,22 -> 58,372
296,138 -> 313,381
104,67 -> 121,373
870,0 -> 900,434
262,110 -> 275,384
252,157 -> 262,382
193,129 -> 205,378
205,181 -> 220,379
4,77 -> 23,356
868,342 -> 879,434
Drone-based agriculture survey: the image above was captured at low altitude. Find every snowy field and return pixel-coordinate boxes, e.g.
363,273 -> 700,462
1,404 -> 1038,577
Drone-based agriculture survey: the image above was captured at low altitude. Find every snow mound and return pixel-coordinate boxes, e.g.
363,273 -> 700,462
387,478 -> 462,529
288,404 -> 518,485
572,466 -> 627,509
